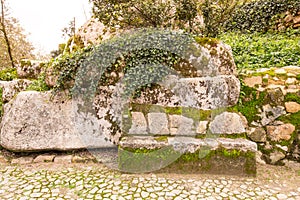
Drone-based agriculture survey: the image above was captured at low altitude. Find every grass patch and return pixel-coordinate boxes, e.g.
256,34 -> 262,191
219,31 -> 300,69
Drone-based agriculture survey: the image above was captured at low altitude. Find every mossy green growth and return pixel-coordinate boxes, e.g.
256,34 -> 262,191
170,148 -> 256,175
296,74 -> 300,81
278,111 -> 300,128
118,146 -> 256,175
252,69 -> 276,77
277,111 -> 300,147
229,84 -> 266,124
154,136 -> 168,142
165,107 -> 182,115
0,68 -> 17,81
285,93 -> 300,104
194,37 -> 220,47
118,146 -> 181,173
218,133 -> 247,139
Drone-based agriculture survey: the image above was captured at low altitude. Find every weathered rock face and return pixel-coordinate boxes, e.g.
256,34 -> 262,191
0,91 -> 114,152
133,75 -> 240,110
0,79 -> 32,103
260,105 -> 286,126
209,112 -> 247,134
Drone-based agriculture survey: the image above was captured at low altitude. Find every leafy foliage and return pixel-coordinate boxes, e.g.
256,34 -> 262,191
89,0 -> 201,33
26,73 -> 50,92
49,46 -> 94,93
219,29 -> 300,69
0,67 -> 17,81
226,0 -> 300,32
201,0 -> 248,37
51,29 -> 196,97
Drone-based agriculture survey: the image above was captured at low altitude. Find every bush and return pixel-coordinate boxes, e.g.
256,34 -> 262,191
226,0 -> 300,32
0,68 -> 17,81
200,0 -> 247,37
26,73 -> 50,92
219,29 -> 300,69
48,46 -> 94,93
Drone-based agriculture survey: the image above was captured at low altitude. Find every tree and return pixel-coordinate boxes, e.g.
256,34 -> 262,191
0,0 -> 14,68
89,0 -> 202,33
62,17 -> 76,39
0,0 -> 34,69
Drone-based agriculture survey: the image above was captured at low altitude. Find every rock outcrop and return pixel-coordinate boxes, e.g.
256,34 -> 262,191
0,91 -> 114,152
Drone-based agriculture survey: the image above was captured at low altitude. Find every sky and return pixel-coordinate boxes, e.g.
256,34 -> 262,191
9,0 -> 92,55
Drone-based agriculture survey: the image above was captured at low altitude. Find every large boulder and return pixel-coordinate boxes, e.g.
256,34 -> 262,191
0,91 -> 113,152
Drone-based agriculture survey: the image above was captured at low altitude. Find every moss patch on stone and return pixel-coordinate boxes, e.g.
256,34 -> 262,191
154,136 -> 168,142
278,111 -> 300,128
194,37 -> 220,47
118,146 -> 256,175
285,93 -> 300,104
229,84 -> 266,124
164,149 -> 256,175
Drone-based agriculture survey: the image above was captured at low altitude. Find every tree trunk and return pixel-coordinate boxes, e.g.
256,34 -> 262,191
0,0 -> 15,68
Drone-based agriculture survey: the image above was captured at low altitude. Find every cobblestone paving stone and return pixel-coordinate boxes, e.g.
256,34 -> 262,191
0,163 -> 299,200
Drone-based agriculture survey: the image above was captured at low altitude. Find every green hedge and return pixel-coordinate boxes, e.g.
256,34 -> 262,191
226,0 -> 300,32
219,30 -> 300,69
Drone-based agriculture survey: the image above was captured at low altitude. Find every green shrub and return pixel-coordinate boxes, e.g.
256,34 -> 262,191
26,74 -> 50,92
219,30 -> 300,69
226,0 -> 300,32
48,46 -> 94,93
0,68 -> 18,81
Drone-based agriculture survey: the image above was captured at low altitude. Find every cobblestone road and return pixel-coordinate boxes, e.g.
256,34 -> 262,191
0,162 -> 299,200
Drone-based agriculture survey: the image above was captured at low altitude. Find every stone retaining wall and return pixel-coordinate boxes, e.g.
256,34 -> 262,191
0,37 -> 299,173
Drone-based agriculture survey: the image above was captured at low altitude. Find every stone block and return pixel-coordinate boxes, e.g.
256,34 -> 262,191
119,136 -> 168,150
169,115 -> 194,136
196,121 -> 209,134
209,112 -> 247,134
247,127 -> 267,143
128,112 -> 148,135
285,102 -> 300,113
244,76 -> 262,88
148,113 -> 169,135
11,157 -> 33,165
267,123 -> 295,142
54,155 -> 73,164
33,155 -> 55,163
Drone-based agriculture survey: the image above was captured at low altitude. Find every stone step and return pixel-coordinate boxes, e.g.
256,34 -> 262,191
118,136 -> 257,176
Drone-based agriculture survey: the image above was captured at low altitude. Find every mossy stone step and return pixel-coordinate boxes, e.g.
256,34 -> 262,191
118,136 -> 257,176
